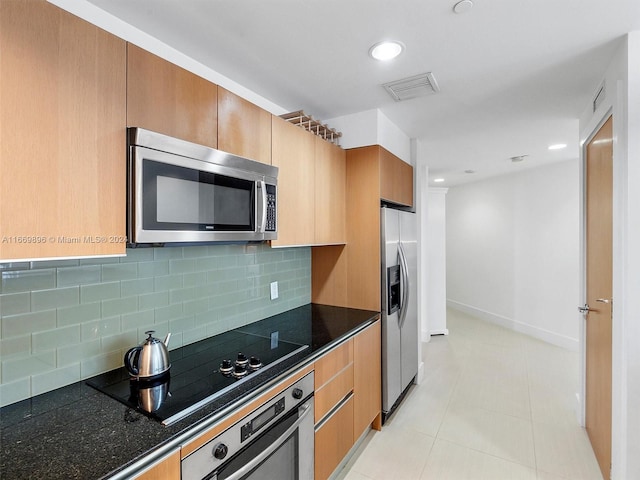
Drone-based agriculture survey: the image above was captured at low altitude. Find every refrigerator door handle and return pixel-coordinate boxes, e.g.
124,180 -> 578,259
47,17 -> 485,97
398,242 -> 410,329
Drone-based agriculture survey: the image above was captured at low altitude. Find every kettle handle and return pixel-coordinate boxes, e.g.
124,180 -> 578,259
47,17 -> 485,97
124,346 -> 142,376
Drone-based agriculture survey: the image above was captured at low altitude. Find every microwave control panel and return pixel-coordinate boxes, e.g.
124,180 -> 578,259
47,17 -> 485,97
265,184 -> 277,232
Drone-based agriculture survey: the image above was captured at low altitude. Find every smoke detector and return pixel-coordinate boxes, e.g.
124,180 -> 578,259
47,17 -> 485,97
453,0 -> 474,14
382,73 -> 440,102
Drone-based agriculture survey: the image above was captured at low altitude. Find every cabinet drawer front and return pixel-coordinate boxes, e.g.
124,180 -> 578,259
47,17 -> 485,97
314,363 -> 354,423
314,396 -> 354,480
314,340 -> 353,388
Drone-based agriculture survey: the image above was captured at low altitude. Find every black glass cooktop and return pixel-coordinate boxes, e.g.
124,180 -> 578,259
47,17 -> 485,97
87,330 -> 308,425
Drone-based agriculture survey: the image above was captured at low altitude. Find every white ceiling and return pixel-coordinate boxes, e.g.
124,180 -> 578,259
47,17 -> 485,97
85,0 -> 640,186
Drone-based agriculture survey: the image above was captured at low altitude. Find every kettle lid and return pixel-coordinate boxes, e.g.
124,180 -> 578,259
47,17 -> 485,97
144,330 -> 160,344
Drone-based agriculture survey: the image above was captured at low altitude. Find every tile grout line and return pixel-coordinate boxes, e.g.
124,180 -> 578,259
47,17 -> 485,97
522,333 -> 541,477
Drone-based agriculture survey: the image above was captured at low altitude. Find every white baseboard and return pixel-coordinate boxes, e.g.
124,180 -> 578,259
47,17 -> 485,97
429,328 -> 449,336
447,300 -> 579,352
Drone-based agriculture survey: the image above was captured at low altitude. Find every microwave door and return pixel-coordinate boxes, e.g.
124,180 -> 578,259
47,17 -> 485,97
131,146 -> 258,244
127,128 -> 278,245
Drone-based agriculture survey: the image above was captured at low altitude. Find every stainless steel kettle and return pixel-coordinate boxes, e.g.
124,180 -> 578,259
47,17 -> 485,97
130,376 -> 170,413
124,330 -> 171,379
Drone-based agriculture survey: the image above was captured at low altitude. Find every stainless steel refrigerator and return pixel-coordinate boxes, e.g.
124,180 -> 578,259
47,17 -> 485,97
381,206 -> 418,422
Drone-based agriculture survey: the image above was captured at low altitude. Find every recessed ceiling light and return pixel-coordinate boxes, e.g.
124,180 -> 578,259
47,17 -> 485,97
433,178 -> 445,183
548,143 -> 567,150
369,41 -> 404,61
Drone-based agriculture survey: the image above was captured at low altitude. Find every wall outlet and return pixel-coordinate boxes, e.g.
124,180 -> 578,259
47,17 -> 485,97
270,281 -> 279,300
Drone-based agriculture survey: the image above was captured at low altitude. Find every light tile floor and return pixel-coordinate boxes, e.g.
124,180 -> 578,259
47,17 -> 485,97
335,308 -> 603,480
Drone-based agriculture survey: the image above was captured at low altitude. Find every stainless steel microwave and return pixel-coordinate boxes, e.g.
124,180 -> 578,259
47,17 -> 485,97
127,128 -> 277,246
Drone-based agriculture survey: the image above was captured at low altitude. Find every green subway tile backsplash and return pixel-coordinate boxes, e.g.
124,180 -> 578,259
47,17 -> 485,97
0,244 -> 311,407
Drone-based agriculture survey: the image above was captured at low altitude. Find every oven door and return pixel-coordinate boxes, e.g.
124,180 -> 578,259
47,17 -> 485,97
214,398 -> 313,480
129,145 -> 268,244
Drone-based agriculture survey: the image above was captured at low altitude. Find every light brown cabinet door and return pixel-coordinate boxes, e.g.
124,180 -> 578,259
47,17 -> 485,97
0,0 -> 126,260
353,320 -> 382,437
271,116 -> 315,246
217,87 -> 271,164
344,146 -> 383,311
127,44 -> 217,148
314,137 -> 346,244
380,147 -> 413,207
314,396 -> 354,480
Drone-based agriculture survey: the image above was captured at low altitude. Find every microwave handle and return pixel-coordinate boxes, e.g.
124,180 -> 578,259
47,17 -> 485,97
257,181 -> 267,233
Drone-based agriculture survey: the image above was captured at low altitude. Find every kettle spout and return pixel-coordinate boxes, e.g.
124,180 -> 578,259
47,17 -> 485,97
163,332 -> 171,348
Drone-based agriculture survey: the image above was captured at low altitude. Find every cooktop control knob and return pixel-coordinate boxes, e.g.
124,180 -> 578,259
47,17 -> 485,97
232,364 -> 248,378
220,359 -> 233,374
213,443 -> 228,460
292,388 -> 303,400
248,356 -> 262,370
236,352 -> 248,366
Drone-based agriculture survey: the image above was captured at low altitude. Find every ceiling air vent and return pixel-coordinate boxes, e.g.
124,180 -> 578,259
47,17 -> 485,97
382,72 -> 440,101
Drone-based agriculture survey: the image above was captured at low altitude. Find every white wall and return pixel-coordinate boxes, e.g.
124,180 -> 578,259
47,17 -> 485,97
446,160 -> 581,350
426,188 -> 448,337
578,32 -> 640,480
325,109 -> 412,164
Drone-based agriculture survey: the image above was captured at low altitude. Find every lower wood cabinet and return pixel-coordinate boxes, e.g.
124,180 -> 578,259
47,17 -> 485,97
354,319 -> 382,437
131,448 -> 180,480
313,319 -> 381,480
314,340 -> 354,423
314,396 -> 354,480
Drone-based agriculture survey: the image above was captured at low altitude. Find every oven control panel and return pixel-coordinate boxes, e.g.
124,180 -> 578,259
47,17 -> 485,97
181,372 -> 314,480
241,397 -> 285,442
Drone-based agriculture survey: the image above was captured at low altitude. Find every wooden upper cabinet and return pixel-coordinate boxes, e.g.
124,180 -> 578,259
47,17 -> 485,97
217,87 -> 272,164
271,116 -> 347,247
271,116 -> 316,247
314,137 -> 346,245
127,44 -> 217,148
0,0 -> 126,260
379,147 -> 414,207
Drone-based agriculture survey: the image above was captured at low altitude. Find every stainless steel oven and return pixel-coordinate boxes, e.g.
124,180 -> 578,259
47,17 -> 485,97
181,372 -> 314,480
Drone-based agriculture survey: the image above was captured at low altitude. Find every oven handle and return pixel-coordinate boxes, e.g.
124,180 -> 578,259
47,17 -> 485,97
216,401 -> 312,480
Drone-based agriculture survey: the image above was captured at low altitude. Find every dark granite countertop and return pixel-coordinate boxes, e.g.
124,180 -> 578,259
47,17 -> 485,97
0,303 -> 379,480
